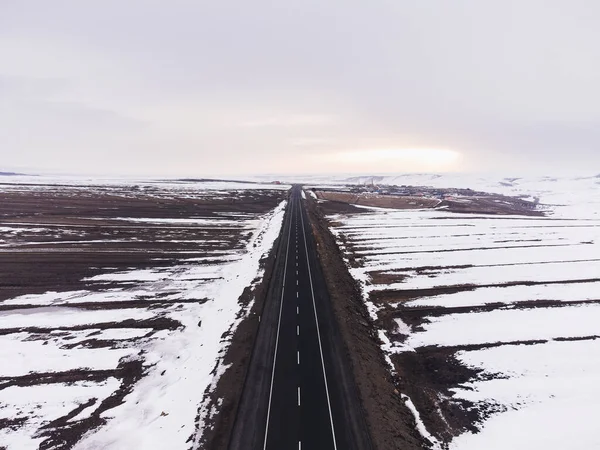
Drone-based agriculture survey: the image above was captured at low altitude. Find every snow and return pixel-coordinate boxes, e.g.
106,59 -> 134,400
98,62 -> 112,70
0,334 -> 135,377
236,171 -> 600,221
378,259 -> 599,291
402,394 -> 442,450
0,307 -> 155,329
404,304 -> 600,349
3,289 -> 159,306
0,179 -> 289,449
395,318 -> 412,335
85,269 -> 175,282
450,340 -> 600,450
0,379 -> 121,450
326,174 -> 600,450
405,281 -> 600,308
73,200 -> 287,450
110,217 -> 254,227
0,175 -> 291,192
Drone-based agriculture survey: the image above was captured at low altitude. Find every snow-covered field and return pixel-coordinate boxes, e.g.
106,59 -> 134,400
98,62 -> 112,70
0,178 -> 289,450
326,175 -> 600,449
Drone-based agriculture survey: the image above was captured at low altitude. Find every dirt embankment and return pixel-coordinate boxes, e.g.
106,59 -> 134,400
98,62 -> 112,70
196,211 -> 285,450
317,191 -> 440,210
304,196 -> 429,450
314,189 -> 543,216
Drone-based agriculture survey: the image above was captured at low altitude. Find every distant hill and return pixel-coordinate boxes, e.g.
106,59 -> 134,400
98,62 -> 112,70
0,171 -> 26,176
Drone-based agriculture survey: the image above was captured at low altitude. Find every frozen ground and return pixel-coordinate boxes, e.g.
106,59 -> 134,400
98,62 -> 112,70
326,175 -> 600,449
0,178 -> 289,450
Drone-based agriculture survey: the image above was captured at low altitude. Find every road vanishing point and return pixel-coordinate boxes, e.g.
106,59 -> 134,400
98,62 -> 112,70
228,186 -> 372,450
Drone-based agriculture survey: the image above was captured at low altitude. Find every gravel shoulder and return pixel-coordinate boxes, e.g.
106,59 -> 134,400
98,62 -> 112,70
305,196 -> 429,450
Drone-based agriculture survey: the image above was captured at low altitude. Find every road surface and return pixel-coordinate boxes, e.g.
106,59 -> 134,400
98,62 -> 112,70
228,186 -> 372,450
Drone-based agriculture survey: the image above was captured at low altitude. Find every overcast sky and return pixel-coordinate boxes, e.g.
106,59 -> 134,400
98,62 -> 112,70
1,0 -> 599,177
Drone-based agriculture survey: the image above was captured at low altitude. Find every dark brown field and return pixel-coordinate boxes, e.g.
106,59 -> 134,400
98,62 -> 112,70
0,181 -> 287,449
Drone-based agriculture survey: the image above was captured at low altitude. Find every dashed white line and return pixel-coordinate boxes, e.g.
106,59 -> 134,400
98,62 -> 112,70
297,324 -> 299,334
297,350 -> 300,364
297,306 -> 299,314
297,386 -> 301,406
299,201 -> 338,449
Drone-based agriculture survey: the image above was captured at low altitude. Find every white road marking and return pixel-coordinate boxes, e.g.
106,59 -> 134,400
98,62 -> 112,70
297,350 -> 300,364
296,291 -> 298,298
262,196 -> 294,450
298,386 -> 301,406
296,279 -> 298,286
297,306 -> 299,314
297,324 -> 299,334
299,202 -> 338,449
299,442 -> 301,450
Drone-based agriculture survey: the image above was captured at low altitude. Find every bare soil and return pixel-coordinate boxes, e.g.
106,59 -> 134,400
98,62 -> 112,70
304,196 -> 428,450
361,275 -> 600,445
314,188 -> 543,216
0,182 -> 287,449
317,191 -> 440,210
195,211 -> 285,450
371,278 -> 600,305
391,348 -> 505,443
303,190 -> 595,449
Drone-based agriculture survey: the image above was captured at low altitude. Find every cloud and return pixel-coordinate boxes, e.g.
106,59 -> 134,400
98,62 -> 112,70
0,74 -> 149,174
317,148 -> 463,173
288,137 -> 338,147
239,114 -> 336,128
1,0 -> 600,176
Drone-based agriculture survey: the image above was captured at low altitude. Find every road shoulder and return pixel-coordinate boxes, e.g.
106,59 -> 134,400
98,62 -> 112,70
304,195 -> 429,450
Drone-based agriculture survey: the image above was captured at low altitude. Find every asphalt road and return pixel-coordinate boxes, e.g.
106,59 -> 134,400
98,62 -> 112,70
228,186 -> 372,450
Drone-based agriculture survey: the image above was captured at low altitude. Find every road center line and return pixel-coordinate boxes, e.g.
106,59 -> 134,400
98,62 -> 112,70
297,350 -> 300,364
297,386 -> 301,406
297,324 -> 299,334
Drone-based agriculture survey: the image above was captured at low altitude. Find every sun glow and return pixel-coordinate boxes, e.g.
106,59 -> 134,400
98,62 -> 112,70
333,148 -> 462,172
